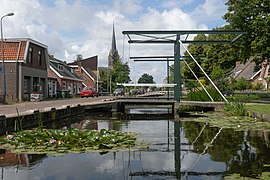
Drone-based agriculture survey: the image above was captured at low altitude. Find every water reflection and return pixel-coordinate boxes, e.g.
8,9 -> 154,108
1,110 -> 270,179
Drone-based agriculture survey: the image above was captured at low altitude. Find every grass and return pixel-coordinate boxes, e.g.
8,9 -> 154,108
246,103 -> 270,114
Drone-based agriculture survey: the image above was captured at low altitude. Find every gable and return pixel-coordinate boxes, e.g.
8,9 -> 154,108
232,60 -> 259,80
68,55 -> 98,71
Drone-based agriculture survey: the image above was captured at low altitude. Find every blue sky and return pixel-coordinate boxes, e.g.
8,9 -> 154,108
1,0 -> 228,83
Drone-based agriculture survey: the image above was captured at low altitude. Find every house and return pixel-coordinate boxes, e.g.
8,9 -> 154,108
68,55 -> 97,88
48,55 -> 83,98
0,38 -> 49,103
230,59 -> 269,89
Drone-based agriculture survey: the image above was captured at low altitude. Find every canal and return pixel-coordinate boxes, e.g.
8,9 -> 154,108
0,108 -> 270,179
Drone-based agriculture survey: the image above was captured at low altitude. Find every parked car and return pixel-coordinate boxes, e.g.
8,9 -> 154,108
113,88 -> 125,96
80,86 -> 98,98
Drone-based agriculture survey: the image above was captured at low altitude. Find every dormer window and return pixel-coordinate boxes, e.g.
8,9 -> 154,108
58,65 -> 64,70
71,68 -> 74,73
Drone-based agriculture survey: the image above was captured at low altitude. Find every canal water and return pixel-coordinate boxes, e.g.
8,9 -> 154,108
1,108 -> 270,180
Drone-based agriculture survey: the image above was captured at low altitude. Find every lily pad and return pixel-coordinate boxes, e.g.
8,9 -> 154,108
188,112 -> 270,131
0,128 -> 146,155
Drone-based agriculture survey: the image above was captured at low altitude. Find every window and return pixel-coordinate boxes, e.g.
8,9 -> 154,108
38,50 -> 42,65
28,47 -> 33,63
58,65 -> 64,71
62,81 -> 66,90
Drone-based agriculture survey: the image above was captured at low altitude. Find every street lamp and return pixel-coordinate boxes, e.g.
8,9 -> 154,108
1,12 -> 14,102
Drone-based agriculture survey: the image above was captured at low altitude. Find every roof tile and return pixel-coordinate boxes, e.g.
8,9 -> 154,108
0,41 -> 26,61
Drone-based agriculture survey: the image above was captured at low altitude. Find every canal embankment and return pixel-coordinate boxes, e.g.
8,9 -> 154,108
1,97 -> 269,134
246,103 -> 270,122
0,96 -> 116,134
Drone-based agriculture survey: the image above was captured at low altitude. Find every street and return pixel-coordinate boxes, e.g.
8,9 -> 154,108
0,96 -> 114,117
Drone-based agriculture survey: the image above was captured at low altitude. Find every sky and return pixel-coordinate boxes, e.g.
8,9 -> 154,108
0,0 -> 228,83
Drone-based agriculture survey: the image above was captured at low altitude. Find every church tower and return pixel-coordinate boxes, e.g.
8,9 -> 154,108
108,23 -> 120,69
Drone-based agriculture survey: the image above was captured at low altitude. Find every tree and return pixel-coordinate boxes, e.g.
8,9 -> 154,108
98,68 -> 109,92
75,54 -> 83,62
224,0 -> 270,64
109,60 -> 131,90
182,34 -> 207,79
183,26 -> 242,81
138,73 -> 155,84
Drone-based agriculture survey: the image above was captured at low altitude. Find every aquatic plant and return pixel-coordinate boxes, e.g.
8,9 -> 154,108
224,101 -> 246,116
189,112 -> 270,131
15,107 -> 24,132
0,128 -> 145,155
224,172 -> 270,179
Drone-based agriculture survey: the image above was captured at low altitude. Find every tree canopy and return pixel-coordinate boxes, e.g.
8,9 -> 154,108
168,0 -> 270,87
99,59 -> 131,92
224,0 -> 270,63
138,73 -> 155,84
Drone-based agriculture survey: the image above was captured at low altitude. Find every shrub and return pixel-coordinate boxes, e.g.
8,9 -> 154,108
187,87 -> 222,101
232,78 -> 252,90
224,101 -> 246,116
252,83 -> 264,90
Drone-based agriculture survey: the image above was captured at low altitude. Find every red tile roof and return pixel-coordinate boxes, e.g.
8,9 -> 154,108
0,40 -> 27,61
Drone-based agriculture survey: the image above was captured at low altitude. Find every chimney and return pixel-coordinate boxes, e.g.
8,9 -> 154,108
235,61 -> 241,66
78,60 -> 82,73
259,59 -> 268,80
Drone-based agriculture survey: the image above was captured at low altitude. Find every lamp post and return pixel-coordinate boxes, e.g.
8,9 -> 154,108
1,12 -> 14,102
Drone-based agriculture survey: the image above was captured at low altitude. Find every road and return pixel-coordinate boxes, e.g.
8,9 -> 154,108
0,96 -> 115,117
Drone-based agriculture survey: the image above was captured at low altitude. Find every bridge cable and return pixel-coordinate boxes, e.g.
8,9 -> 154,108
181,122 -> 208,161
183,128 -> 223,179
182,58 -> 214,102
179,40 -> 228,102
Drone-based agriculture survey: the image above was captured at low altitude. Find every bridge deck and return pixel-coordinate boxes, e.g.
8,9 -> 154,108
117,97 -> 224,111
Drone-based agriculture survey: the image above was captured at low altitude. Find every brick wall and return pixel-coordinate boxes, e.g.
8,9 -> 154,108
0,63 -> 18,102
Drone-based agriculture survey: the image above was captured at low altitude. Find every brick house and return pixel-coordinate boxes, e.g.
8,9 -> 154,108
0,38 -> 48,103
68,55 -> 98,88
48,55 -> 83,97
230,59 -> 269,89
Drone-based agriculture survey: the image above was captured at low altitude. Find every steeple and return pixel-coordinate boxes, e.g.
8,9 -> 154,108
111,23 -> 117,52
108,23 -> 120,69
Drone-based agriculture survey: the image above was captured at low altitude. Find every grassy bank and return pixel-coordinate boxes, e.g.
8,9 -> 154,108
246,103 -> 270,115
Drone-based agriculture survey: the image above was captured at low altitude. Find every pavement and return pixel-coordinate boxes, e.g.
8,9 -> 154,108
0,96 -> 115,118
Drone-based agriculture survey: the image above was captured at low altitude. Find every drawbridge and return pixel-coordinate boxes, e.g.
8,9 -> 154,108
121,30 -> 246,102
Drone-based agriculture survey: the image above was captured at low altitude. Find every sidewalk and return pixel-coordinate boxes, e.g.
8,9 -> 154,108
0,96 -> 113,118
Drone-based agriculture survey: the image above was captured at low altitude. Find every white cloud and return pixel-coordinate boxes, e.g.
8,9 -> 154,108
0,0 -> 227,83
191,0 -> 227,23
95,11 -> 125,25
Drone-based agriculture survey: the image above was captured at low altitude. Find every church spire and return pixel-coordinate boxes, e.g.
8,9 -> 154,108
111,23 -> 117,52
108,23 -> 120,69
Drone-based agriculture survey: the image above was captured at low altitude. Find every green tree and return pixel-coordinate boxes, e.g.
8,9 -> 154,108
205,26 -> 240,76
75,54 -> 83,62
138,73 -> 155,83
109,60 -> 131,90
167,62 -> 185,85
98,68 -> 109,92
182,34 -> 207,79
224,0 -> 270,63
